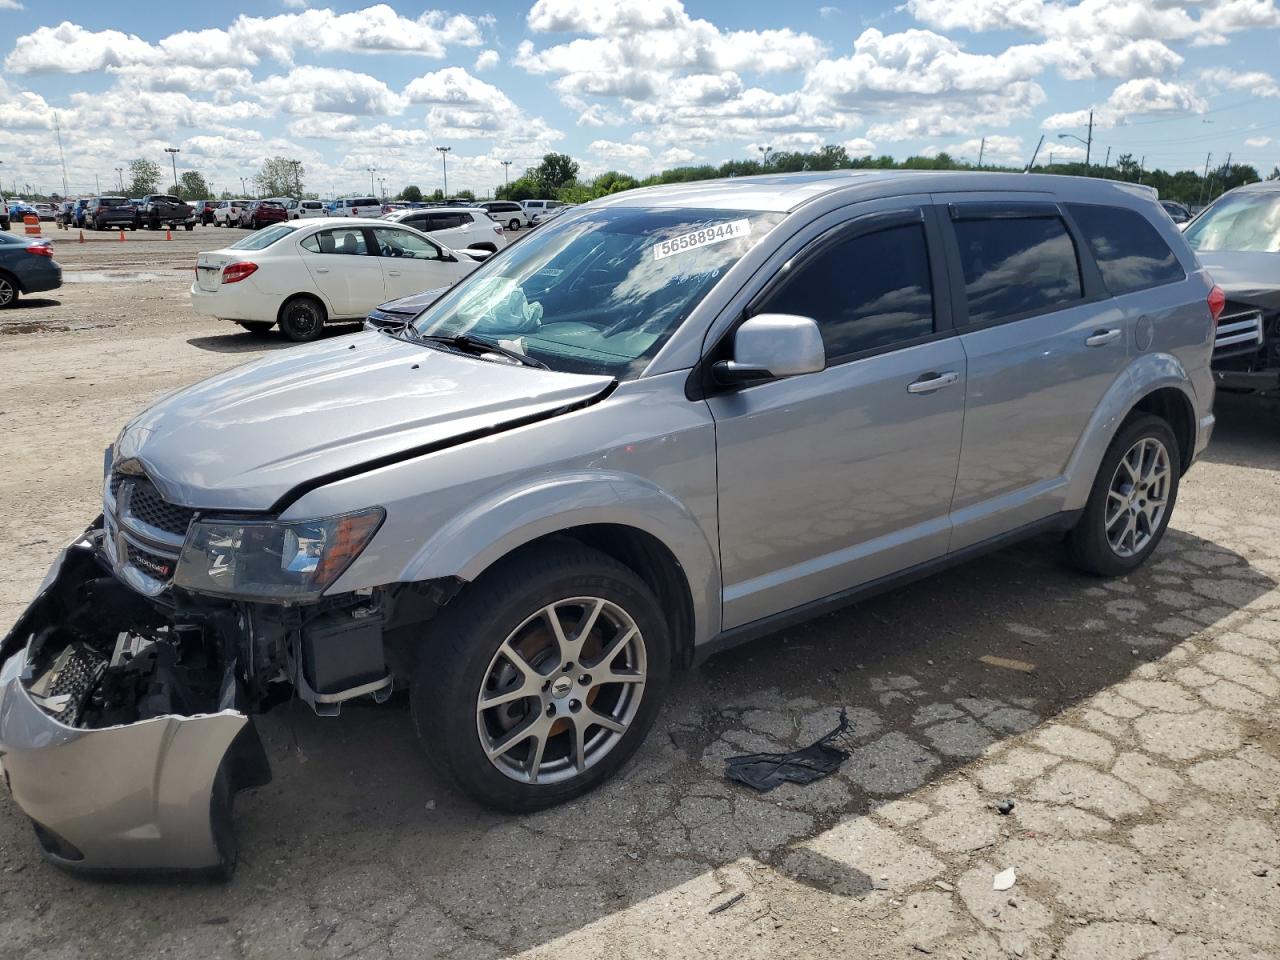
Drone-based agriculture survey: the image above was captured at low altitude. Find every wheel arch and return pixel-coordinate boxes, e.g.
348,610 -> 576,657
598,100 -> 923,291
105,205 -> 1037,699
1062,353 -> 1202,512
0,267 -> 22,293
275,290 -> 329,323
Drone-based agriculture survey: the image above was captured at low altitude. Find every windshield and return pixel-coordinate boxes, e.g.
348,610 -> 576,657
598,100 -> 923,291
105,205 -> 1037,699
1185,191 -> 1280,253
410,206 -> 781,378
230,223 -> 297,250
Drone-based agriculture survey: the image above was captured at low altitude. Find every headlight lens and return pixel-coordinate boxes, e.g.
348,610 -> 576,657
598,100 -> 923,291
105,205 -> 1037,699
174,508 -> 384,601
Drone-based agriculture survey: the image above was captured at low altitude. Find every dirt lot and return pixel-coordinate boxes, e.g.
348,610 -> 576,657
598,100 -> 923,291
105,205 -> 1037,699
1,228 -> 1278,960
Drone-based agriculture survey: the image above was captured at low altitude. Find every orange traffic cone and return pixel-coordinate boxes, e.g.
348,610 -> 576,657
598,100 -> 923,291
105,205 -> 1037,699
165,228 -> 173,240
118,229 -> 126,242
78,230 -> 85,243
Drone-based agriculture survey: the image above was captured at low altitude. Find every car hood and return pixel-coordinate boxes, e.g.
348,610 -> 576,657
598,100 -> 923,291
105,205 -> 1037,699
115,331 -> 615,512
373,288 -> 448,317
1197,250 -> 1280,310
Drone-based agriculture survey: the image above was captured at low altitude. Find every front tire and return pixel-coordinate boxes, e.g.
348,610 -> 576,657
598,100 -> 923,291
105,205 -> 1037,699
507,218 -> 519,231
411,543 -> 671,812
277,295 -> 326,342
1067,413 -> 1180,577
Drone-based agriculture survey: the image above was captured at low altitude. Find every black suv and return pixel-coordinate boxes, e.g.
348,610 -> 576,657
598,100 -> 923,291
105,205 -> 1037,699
87,197 -> 138,231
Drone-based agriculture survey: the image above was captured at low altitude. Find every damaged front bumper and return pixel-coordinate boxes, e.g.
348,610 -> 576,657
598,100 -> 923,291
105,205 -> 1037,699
0,526 -> 269,880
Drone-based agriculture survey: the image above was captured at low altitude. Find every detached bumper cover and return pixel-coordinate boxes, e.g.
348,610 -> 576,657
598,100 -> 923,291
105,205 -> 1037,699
0,529 -> 269,879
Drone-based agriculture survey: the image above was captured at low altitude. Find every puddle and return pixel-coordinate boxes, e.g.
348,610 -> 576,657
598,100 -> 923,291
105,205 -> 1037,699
63,271 -> 176,284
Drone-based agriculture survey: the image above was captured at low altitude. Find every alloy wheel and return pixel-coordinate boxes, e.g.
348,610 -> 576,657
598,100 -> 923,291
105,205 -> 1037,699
475,597 -> 647,785
1105,436 -> 1171,558
0,276 -> 13,307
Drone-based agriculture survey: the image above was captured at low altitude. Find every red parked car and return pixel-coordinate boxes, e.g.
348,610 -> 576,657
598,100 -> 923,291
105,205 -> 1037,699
239,200 -> 288,229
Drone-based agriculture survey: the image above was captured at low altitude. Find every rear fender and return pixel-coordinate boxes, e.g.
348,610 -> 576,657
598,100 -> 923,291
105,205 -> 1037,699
1062,352 -> 1199,511
402,471 -> 722,645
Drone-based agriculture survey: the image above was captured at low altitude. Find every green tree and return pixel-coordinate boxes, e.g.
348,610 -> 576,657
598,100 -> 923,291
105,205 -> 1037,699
400,184 -> 423,203
529,153 -> 579,196
429,188 -> 445,202
126,158 -> 161,197
177,170 -> 210,199
254,156 -> 305,197
453,188 -> 476,201
496,176 -> 537,201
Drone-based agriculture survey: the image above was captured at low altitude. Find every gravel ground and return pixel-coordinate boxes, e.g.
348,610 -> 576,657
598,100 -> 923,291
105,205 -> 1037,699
0,228 -> 1278,960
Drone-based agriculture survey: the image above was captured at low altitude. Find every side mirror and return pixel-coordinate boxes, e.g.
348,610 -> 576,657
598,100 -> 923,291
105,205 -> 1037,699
713,314 -> 826,386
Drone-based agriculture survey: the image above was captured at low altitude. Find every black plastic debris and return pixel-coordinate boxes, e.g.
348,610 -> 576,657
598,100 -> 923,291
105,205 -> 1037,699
724,708 -> 852,792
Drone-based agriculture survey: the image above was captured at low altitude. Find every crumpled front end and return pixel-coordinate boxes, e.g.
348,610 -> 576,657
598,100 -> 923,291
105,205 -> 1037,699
0,528 -> 270,880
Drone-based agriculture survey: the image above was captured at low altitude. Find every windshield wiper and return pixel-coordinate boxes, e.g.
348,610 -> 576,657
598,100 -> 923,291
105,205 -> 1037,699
412,332 -> 549,369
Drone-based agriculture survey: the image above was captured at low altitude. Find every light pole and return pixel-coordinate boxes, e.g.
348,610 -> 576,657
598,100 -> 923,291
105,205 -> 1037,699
164,147 -> 180,195
757,145 -> 772,168
239,176 -> 247,197
436,146 -> 451,198
378,177 -> 386,199
115,166 -> 124,192
367,166 -> 377,195
501,159 -> 512,193
1056,109 -> 1093,170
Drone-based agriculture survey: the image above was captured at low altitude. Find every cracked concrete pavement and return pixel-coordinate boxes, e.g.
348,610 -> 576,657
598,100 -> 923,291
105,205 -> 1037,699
0,233 -> 1278,960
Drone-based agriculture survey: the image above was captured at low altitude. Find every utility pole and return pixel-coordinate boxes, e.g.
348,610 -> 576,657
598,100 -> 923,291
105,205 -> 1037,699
164,147 -> 180,195
436,146 -> 451,198
1024,135 -> 1044,172
1086,109 -> 1093,169
1138,155 -> 1145,185
94,173 -> 100,194
1104,145 -> 1110,170
977,137 -> 985,169
115,166 -> 124,192
1199,152 -> 1213,206
53,112 -> 69,198
367,166 -> 377,196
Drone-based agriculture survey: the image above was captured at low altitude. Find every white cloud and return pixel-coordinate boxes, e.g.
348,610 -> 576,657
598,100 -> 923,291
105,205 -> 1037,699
842,137 -> 877,154
589,139 -> 653,162
282,0 -> 308,7
474,49 -> 500,72
940,134 -> 1025,164
0,0 -> 25,9
1199,67 -> 1280,97
659,147 -> 698,164
528,0 -> 688,34
819,6 -> 841,18
1042,77 -> 1207,130
405,67 -> 564,143
1246,135 -> 1273,147
256,66 -> 405,116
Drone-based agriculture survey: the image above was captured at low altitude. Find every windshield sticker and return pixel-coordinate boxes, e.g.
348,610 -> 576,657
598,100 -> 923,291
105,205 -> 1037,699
653,219 -> 752,261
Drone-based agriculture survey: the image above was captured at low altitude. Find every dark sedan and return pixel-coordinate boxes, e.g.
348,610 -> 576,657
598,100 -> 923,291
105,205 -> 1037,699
240,200 -> 288,229
0,233 -> 62,307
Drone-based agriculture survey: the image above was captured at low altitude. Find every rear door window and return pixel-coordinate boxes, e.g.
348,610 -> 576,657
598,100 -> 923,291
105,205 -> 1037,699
951,213 -> 1084,324
754,221 -> 935,362
1066,203 -> 1185,295
300,228 -> 370,255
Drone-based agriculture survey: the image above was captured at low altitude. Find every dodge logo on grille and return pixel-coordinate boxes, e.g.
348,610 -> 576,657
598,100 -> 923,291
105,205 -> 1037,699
130,549 -> 173,580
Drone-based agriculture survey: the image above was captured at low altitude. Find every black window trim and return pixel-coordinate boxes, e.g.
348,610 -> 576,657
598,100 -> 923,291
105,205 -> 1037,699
1061,200 -> 1187,298
938,199 -> 1108,332
689,203 -> 954,398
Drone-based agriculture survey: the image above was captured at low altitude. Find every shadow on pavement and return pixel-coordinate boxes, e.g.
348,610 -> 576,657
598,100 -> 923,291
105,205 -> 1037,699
186,323 -> 363,353
1200,392 -> 1280,470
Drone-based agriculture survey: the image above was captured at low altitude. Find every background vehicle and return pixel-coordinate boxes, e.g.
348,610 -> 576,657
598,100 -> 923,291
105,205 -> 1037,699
383,206 -> 506,252
332,197 -> 380,218
0,232 -> 61,306
193,200 -> 217,225
190,217 -> 479,340
1160,200 -> 1192,225
7,201 -> 38,224
87,196 -> 138,230
32,203 -> 55,222
213,199 -> 249,226
140,195 -> 194,231
0,197 -> 9,231
55,200 -> 74,227
293,200 -> 326,219
239,199 -> 288,230
1184,180 -> 1280,396
478,200 -> 529,231
521,199 -> 564,222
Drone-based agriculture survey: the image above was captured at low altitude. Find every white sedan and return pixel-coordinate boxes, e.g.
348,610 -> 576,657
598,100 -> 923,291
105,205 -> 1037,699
190,218 -> 480,341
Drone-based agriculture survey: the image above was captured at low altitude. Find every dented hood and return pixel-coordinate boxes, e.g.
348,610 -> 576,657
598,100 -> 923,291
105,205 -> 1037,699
1197,251 -> 1280,311
116,331 -> 614,511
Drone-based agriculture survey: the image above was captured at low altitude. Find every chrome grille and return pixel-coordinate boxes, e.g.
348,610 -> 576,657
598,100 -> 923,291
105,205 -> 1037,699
112,474 -> 196,539
1214,303 -> 1265,359
124,542 -> 177,582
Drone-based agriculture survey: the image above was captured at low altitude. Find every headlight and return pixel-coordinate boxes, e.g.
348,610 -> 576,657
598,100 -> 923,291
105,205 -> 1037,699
174,508 -> 384,602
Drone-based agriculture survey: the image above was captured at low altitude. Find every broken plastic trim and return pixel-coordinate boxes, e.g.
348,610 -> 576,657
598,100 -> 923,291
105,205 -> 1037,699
723,709 -> 852,792
0,528 -> 270,880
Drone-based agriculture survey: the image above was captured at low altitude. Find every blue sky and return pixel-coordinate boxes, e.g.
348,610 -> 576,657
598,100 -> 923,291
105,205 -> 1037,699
1,0 -> 1279,198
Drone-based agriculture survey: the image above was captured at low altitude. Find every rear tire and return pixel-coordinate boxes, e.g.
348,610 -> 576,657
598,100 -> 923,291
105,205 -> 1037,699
1066,414 -> 1180,577
237,321 -> 275,335
278,295 -> 326,342
507,219 -> 519,231
0,273 -> 18,308
411,543 -> 671,813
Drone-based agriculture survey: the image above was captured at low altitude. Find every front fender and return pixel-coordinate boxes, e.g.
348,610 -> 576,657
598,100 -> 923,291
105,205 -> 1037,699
1062,352 -> 1200,512
404,471 -> 722,645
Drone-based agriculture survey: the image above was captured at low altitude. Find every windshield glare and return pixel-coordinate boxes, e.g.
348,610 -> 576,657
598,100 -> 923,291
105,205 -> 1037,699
230,223 -> 298,250
411,206 -> 781,378
1185,191 -> 1280,253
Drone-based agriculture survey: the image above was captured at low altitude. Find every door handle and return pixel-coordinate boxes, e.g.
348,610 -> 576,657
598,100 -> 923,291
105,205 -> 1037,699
387,271 -> 401,277
1085,328 -> 1121,347
315,267 -> 329,274
907,371 -> 960,394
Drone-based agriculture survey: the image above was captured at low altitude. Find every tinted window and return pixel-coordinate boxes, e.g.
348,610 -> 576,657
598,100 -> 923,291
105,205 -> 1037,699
755,223 -> 935,361
952,215 -> 1083,324
424,214 -> 463,231
371,227 -> 442,260
1184,191 -> 1280,253
1067,203 -> 1184,295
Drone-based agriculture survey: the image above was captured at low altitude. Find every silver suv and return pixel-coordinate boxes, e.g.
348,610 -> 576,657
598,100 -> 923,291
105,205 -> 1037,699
0,172 -> 1217,878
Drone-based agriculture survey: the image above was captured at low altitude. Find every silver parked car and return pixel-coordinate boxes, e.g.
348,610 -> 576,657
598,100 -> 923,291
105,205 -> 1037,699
0,171 -> 1218,878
